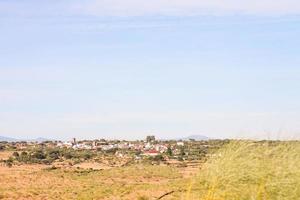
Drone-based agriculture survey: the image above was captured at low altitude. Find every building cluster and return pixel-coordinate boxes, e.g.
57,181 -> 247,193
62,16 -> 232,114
55,137 -> 178,157
1,136 -> 222,163
3,134 -> 222,157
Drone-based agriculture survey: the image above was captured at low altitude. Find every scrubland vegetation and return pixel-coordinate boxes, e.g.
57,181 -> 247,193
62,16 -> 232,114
7,148 -> 96,165
188,141 -> 300,200
0,140 -> 299,199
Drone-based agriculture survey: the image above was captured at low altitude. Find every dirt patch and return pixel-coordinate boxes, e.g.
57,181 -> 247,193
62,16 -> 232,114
73,162 -> 111,170
0,151 -> 12,160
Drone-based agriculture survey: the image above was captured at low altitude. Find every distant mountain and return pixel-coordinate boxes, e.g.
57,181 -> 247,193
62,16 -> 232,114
0,136 -> 18,142
29,137 -> 52,142
161,134 -> 210,141
181,135 -> 210,141
0,136 -> 52,142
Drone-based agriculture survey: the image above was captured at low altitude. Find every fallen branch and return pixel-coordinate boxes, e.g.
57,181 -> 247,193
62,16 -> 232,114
157,191 -> 175,199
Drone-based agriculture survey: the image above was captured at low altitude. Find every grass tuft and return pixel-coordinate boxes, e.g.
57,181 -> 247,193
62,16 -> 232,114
188,141 -> 300,200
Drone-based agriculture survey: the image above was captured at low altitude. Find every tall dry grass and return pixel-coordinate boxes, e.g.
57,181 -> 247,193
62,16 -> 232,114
187,140 -> 300,200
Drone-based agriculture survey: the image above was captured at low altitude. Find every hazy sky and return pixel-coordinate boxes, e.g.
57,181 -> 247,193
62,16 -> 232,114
1,0 -> 300,140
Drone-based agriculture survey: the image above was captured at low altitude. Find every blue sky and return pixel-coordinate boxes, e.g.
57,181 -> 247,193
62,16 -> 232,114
1,0 -> 300,140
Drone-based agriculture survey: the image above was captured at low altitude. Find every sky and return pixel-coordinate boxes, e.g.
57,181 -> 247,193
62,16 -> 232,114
1,0 -> 300,140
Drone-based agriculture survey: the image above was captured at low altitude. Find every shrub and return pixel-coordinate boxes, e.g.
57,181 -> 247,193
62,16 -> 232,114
12,151 -> 19,158
177,156 -> 184,161
63,151 -> 73,159
32,150 -> 46,159
150,155 -> 164,161
5,158 -> 14,167
47,149 -> 60,160
20,151 -> 28,157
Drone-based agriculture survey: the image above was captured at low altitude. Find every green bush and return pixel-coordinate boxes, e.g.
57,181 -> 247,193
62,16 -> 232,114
32,150 -> 46,159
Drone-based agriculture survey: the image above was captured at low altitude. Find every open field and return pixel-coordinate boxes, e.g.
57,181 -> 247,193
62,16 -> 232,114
0,163 -> 195,200
1,140 -> 300,199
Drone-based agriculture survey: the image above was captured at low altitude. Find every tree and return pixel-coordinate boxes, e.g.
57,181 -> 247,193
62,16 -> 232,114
167,146 -> 172,156
146,135 -> 155,143
180,146 -> 185,156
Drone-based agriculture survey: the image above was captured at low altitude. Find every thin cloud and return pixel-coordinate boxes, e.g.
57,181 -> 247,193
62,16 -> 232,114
1,1 -> 300,17
72,0 -> 300,16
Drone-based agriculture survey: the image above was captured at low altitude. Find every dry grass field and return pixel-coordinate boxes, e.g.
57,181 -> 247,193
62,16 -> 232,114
0,161 -> 196,200
1,141 -> 300,200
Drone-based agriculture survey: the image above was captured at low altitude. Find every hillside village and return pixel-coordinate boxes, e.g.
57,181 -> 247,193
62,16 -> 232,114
0,136 -> 227,169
